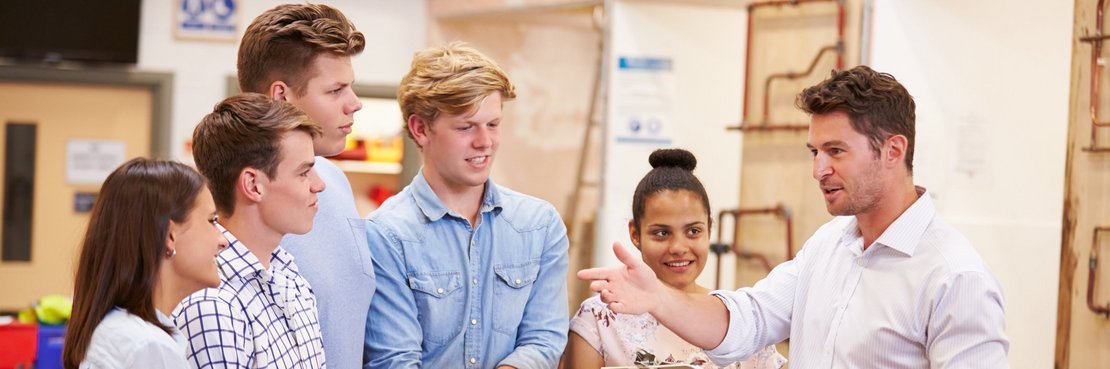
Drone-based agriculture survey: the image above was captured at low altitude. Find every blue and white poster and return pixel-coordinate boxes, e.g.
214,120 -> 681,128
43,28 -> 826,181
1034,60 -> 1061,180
611,56 -> 675,145
176,0 -> 239,41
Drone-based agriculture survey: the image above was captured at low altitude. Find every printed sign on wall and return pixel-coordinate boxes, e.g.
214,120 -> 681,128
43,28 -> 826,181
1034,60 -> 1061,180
175,0 -> 239,41
65,139 -> 126,185
611,56 -> 675,145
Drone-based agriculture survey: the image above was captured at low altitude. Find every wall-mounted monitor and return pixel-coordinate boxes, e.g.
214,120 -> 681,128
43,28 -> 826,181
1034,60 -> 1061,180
0,1 -> 142,65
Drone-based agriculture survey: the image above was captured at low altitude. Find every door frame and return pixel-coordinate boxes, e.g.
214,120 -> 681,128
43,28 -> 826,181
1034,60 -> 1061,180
0,65 -> 173,157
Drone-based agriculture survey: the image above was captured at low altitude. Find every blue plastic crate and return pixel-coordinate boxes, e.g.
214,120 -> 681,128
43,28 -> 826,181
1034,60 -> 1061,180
35,324 -> 65,369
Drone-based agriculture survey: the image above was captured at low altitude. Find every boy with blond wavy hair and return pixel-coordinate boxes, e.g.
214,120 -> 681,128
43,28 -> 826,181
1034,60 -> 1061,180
364,42 -> 569,369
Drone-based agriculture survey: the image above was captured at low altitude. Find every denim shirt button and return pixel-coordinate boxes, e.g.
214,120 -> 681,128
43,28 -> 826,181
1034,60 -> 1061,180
514,278 -> 522,285
436,288 -> 445,294
472,278 -> 478,285
469,357 -> 477,364
470,319 -> 477,325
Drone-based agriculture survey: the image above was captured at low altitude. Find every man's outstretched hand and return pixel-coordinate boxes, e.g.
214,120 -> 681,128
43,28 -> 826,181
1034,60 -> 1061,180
576,242 -> 667,315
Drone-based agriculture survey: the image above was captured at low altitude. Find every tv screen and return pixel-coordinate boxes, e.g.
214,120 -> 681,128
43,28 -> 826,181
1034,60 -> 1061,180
0,1 -> 142,64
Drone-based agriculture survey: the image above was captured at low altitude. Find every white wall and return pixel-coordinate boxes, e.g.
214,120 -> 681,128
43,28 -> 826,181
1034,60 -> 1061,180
870,1 -> 1072,368
596,0 -> 746,289
138,0 -> 427,161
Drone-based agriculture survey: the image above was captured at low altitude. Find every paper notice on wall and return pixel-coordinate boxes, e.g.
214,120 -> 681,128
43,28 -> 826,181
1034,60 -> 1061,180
951,113 -> 995,191
66,139 -> 126,184
611,56 -> 675,145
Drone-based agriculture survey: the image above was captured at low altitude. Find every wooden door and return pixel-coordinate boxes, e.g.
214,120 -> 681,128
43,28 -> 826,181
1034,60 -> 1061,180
0,82 -> 151,310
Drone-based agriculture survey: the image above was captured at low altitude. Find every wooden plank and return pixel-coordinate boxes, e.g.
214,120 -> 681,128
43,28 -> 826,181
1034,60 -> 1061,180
1058,0 -> 1110,367
733,0 -> 863,289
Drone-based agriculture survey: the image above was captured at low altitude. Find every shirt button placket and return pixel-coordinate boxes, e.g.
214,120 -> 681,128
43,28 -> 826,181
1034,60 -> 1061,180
465,223 -> 482,368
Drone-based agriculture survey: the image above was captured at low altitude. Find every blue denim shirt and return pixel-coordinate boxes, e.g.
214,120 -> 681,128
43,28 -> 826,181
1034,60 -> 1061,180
364,172 -> 569,369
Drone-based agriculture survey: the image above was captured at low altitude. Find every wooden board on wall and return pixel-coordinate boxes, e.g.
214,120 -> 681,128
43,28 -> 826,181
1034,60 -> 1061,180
1057,1 -> 1110,367
733,0 -> 864,289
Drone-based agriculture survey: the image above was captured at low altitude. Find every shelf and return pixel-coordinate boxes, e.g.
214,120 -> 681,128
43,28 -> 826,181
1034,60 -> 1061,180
333,160 -> 402,175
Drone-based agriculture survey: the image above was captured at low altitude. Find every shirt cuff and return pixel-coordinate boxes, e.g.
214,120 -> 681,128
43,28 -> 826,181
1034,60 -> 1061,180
498,345 -> 549,369
705,290 -> 746,366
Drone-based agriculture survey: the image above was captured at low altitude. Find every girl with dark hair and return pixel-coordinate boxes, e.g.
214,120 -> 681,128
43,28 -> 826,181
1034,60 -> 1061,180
63,158 -> 227,369
564,149 -> 785,368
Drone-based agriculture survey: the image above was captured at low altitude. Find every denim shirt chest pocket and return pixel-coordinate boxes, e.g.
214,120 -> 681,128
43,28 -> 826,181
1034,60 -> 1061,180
408,270 -> 465,344
492,259 -> 540,334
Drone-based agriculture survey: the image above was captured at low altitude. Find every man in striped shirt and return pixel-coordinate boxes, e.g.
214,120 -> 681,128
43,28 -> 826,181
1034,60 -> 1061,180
176,94 -> 328,368
579,66 -> 1009,368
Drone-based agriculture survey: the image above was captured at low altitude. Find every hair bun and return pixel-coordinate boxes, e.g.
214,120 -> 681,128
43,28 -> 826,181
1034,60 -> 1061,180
648,148 -> 697,171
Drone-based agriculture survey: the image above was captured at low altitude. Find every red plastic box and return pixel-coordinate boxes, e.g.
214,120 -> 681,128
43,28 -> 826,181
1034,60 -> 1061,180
0,322 -> 37,369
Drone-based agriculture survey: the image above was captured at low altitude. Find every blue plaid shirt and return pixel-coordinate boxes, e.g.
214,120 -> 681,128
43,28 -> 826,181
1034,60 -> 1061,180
364,172 -> 569,368
174,228 -> 326,368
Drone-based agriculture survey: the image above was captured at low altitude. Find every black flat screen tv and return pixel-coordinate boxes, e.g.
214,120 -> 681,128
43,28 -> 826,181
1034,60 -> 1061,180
0,1 -> 142,65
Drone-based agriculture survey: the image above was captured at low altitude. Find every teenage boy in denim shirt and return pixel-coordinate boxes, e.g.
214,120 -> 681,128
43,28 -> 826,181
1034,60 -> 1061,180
363,42 -> 569,369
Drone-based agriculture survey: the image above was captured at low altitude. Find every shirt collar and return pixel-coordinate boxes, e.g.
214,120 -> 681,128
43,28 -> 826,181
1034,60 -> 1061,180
410,169 -> 503,222
215,226 -> 297,279
871,186 -> 935,256
155,308 -> 175,327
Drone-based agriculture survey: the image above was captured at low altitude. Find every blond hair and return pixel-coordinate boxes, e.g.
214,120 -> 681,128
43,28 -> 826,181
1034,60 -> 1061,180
397,42 -> 516,145
192,93 -> 321,216
237,3 -> 365,96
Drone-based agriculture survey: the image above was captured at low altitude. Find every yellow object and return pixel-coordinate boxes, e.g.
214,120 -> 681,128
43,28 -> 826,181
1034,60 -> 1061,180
344,134 -> 357,151
17,307 -> 35,324
366,136 -> 403,163
33,295 -> 72,325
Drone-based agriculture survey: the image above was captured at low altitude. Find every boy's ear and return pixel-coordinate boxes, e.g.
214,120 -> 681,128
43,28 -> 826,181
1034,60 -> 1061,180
268,81 -> 290,101
238,167 -> 265,203
408,114 -> 432,148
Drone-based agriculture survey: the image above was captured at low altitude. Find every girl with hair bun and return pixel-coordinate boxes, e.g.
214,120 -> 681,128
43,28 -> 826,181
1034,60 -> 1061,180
563,149 -> 785,368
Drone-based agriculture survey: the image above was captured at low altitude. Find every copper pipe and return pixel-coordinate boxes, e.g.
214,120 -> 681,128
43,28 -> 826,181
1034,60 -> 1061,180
710,209 -> 774,286
1079,34 -> 1110,42
741,1 -> 755,121
1087,226 -> 1110,317
763,45 -> 839,125
732,205 -> 795,260
713,210 -> 731,288
836,0 -> 845,70
740,0 -> 844,131
1081,0 -> 1110,152
737,250 -> 774,274
712,205 -> 796,289
784,206 -> 795,259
